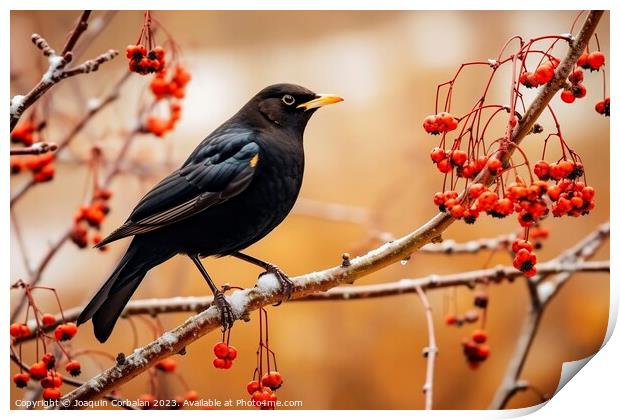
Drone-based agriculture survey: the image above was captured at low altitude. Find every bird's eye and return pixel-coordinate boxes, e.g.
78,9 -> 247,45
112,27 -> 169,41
282,94 -> 295,106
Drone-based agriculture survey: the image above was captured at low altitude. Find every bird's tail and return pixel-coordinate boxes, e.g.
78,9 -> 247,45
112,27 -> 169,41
77,239 -> 174,343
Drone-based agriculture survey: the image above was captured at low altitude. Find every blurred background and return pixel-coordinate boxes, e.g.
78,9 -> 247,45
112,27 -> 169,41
10,10 -> 609,409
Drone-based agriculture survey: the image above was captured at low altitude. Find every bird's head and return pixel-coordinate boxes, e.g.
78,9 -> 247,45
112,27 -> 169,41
248,83 -> 343,134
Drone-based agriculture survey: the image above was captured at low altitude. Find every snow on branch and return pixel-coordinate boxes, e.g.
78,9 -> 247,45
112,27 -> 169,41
9,11 -> 119,131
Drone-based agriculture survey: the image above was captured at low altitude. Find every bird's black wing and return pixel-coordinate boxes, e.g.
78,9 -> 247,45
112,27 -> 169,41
97,129 -> 261,247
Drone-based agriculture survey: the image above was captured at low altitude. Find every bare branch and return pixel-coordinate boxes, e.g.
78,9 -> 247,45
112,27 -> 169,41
16,257 -> 608,342
415,286 -> 437,410
10,142 -> 58,156
9,11 -> 118,131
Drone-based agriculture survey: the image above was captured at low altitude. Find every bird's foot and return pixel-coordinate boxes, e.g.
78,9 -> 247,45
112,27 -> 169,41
213,290 -> 235,331
259,264 -> 294,305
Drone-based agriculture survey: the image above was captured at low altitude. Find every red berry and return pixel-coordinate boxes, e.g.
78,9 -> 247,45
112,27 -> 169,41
568,69 -> 584,84
247,380 -> 261,395
213,342 -> 229,358
451,150 -> 468,167
486,157 -> 502,174
444,314 -> 457,326
213,358 -> 229,369
572,84 -> 587,99
13,373 -> 30,388
42,387 -> 61,401
561,89 -> 575,103
41,372 -> 63,388
587,51 -> 605,70
10,323 -> 30,338
577,52 -> 590,68
226,346 -> 238,361
472,330 -> 488,344
29,361 -> 48,379
512,239 -> 533,253
54,322 -> 78,341
42,352 -> 56,369
41,313 -> 56,326
436,158 -> 452,174
261,371 -> 283,390
430,147 -> 446,163
65,360 -> 81,376
468,183 -> 486,199
449,204 -> 465,219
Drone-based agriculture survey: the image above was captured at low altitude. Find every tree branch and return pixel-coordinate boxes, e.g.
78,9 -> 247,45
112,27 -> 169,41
9,11 -> 118,131
10,142 -> 58,156
16,257 -> 608,342
489,221 -> 609,409
55,250 -> 606,407
415,285 -> 437,410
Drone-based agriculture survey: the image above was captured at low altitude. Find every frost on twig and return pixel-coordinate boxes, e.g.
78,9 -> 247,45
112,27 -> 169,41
9,12 -> 119,131
10,142 -> 58,156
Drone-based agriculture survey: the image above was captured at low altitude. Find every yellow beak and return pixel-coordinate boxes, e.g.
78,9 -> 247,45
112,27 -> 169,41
297,94 -> 344,111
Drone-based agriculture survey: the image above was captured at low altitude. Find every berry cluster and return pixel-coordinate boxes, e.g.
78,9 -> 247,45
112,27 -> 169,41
149,65 -> 191,100
577,50 -> 605,71
244,308 -> 283,409
145,65 -> 191,137
10,153 -> 55,183
595,97 -> 610,116
426,35 -> 601,277
10,120 -> 38,146
126,44 -> 166,75
247,372 -> 282,410
126,11 -> 166,75
212,341 -> 238,369
560,50 -> 608,115
519,57 -> 560,88
561,69 -> 587,103
512,239 -> 537,276
461,330 -> 490,369
11,281 -> 83,401
423,112 -> 459,135
71,187 -> 112,250
445,289 -> 493,369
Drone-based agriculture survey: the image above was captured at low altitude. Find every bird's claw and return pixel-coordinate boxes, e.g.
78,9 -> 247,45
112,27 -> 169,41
260,264 -> 294,305
214,290 -> 235,331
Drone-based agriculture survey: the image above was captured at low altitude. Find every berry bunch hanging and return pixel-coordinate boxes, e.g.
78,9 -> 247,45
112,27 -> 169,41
246,308 -> 283,410
423,22 -> 605,280
10,281 -> 83,400
126,11 -> 166,75
70,147 -> 112,250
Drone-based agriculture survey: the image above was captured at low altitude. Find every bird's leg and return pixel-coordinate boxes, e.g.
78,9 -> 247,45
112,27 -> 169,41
189,254 -> 234,331
232,252 -> 294,302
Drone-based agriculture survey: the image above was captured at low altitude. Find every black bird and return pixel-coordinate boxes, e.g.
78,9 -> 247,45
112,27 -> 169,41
77,83 -> 343,342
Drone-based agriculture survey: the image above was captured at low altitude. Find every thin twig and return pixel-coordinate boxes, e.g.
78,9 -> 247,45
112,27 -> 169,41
9,11 -> 118,131
10,142 -> 58,155
415,286 -> 437,410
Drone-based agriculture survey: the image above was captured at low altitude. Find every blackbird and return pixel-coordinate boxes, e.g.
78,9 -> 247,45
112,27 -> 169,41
77,83 -> 343,342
